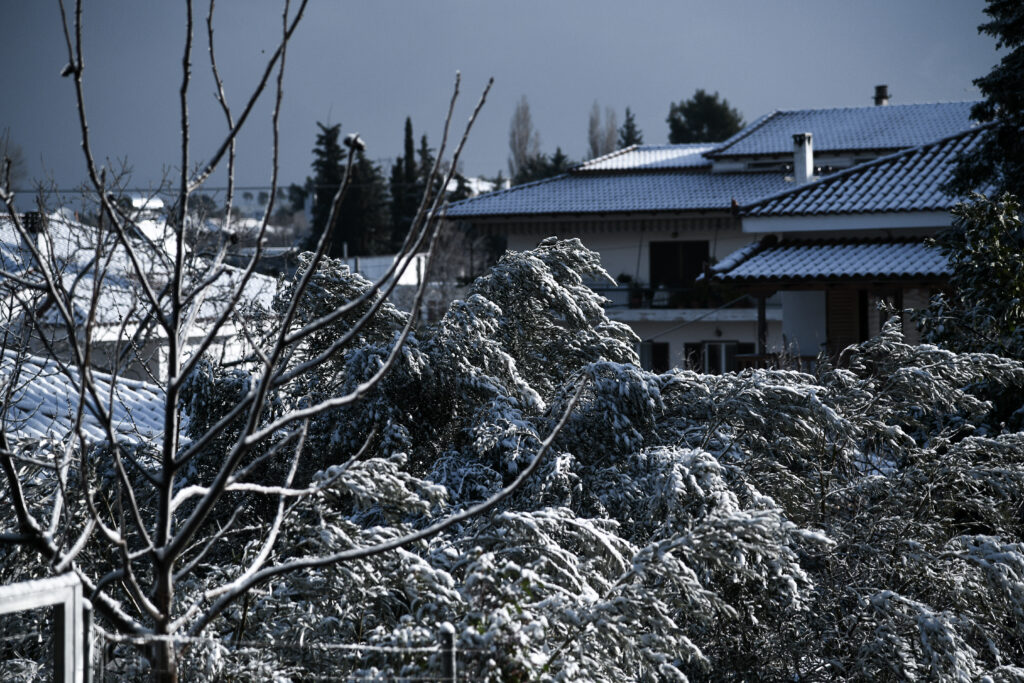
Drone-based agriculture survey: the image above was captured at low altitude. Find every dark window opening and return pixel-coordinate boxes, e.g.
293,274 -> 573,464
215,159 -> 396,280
857,289 -> 869,342
639,341 -> 670,373
686,341 -> 756,374
649,241 -> 709,290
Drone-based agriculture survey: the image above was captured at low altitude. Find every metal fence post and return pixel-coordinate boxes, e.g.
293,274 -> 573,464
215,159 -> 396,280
439,622 -> 456,682
0,573 -> 86,683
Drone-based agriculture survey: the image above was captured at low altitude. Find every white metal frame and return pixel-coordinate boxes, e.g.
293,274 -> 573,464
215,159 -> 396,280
0,573 -> 89,682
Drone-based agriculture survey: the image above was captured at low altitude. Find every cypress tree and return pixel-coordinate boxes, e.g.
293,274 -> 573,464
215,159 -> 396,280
389,117 -> 420,252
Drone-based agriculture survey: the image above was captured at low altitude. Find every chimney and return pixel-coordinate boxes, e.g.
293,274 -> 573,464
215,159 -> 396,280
874,84 -> 889,106
792,132 -> 814,184
22,211 -> 47,235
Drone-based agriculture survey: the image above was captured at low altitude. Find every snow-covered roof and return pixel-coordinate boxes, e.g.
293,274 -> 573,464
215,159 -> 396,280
1,350 -> 165,444
574,144 -> 715,172
0,213 -> 276,328
711,238 -> 950,284
444,171 -> 791,218
708,101 -> 978,158
741,127 -> 989,217
131,196 -> 165,212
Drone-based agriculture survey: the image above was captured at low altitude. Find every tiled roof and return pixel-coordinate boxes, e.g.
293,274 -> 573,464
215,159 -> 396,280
1,350 -> 165,444
743,127 -> 989,217
709,101 -> 977,158
574,144 -> 714,172
712,238 -> 950,283
0,214 -> 277,327
444,171 -> 791,218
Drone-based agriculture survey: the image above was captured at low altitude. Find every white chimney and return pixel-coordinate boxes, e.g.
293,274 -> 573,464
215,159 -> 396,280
792,132 -> 814,184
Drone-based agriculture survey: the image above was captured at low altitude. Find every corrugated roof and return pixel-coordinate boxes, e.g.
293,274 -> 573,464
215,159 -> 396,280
444,171 -> 791,218
709,101 -> 977,158
712,238 -> 950,283
743,127 -> 989,217
1,350 -> 165,444
574,144 -> 714,172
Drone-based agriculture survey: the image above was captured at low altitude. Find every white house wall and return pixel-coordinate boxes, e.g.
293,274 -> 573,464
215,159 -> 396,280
742,211 -> 952,234
504,225 -> 755,287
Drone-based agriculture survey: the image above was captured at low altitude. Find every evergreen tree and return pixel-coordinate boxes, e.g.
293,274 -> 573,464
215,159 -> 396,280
618,106 -> 644,148
389,117 -> 419,253
306,121 -> 390,256
916,194 -> 1024,359
512,147 -> 575,185
308,122 -> 345,250
287,181 -> 309,215
946,0 -> 1024,197
417,133 -> 440,196
666,89 -> 744,143
335,150 -> 389,257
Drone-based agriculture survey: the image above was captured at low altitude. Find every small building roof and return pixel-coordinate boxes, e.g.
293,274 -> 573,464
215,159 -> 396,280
711,237 -> 950,284
708,101 -> 977,158
574,144 -> 715,172
444,171 -> 791,218
2,350 -> 165,444
742,126 -> 990,217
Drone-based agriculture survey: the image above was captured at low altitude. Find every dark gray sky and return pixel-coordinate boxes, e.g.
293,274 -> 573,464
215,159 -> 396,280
0,0 -> 999,198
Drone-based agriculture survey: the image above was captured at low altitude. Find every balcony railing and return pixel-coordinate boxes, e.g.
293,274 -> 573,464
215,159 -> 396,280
590,284 -> 756,310
735,353 -> 819,372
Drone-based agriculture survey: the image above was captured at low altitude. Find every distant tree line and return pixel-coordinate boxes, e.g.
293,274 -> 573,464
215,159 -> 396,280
507,88 -> 744,186
288,118 -> 471,258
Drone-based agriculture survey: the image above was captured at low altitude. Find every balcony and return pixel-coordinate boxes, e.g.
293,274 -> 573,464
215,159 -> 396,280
590,284 -> 779,324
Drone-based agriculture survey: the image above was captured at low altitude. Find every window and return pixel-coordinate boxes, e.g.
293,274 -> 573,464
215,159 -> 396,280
639,341 -> 670,373
685,341 -> 755,374
649,241 -> 709,290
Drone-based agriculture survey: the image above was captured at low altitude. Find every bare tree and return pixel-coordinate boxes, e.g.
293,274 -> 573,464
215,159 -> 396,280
586,101 -> 618,159
0,2 -> 590,680
507,94 -> 541,179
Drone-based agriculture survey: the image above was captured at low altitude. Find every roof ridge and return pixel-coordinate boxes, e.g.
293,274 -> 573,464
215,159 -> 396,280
737,124 -> 991,214
775,235 -> 933,245
707,100 -> 980,158
446,172 -> 571,209
707,110 -> 778,157
768,100 -> 980,116
573,145 -> 638,171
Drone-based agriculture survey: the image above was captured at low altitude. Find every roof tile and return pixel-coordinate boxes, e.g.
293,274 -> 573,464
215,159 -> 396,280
742,127 -> 991,217
445,171 -> 791,217
713,238 -> 950,282
709,101 -> 977,157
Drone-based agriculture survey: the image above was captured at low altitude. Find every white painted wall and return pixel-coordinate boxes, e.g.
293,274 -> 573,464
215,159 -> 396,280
506,227 -> 755,286
781,291 -> 827,356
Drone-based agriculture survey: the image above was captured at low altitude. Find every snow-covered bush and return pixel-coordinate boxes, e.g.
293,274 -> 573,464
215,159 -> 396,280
168,238 -> 1024,681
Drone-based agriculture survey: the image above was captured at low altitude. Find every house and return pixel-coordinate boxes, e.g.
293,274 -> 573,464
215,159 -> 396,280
445,95 -> 976,372
710,124 -> 989,363
0,211 -> 277,381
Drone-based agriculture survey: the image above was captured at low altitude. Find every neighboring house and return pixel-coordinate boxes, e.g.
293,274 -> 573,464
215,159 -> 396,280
0,211 -> 276,381
710,125 -> 989,364
445,96 -> 976,372
332,251 -> 462,321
